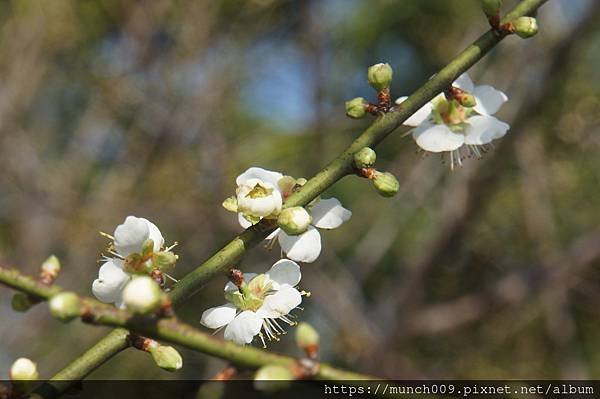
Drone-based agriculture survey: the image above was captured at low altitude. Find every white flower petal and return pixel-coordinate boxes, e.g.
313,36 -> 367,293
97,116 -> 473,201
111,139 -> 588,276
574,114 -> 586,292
412,122 -> 464,152
236,167 -> 284,189
256,286 -> 302,319
224,273 -> 258,292
223,311 -> 263,344
238,213 -> 254,229
310,198 -> 352,230
473,85 -> 508,115
113,216 -> 150,256
395,96 -> 433,127
142,218 -> 164,251
464,115 -> 510,145
266,228 -> 280,241
200,304 -> 237,329
92,259 -> 131,303
266,259 -> 301,287
453,73 -> 474,92
278,225 -> 321,263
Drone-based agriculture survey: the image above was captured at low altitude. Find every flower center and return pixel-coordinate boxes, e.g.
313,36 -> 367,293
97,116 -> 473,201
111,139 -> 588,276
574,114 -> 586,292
225,274 -> 273,312
432,98 -> 471,131
246,183 -> 273,199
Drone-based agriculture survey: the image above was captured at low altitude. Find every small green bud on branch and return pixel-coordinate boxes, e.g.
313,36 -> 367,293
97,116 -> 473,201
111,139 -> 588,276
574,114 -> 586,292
277,206 -> 312,235
345,97 -> 368,119
148,344 -> 183,372
513,16 -> 539,38
122,276 -> 163,314
353,147 -> 377,169
49,292 -> 82,322
367,62 -> 393,92
481,0 -> 503,18
40,255 -> 61,285
295,322 -> 320,359
372,171 -> 400,198
11,293 -> 34,312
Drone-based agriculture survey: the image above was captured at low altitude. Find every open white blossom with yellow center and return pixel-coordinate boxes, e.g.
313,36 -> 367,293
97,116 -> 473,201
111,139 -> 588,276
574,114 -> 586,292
200,259 -> 306,346
92,216 -> 167,307
397,73 -> 509,169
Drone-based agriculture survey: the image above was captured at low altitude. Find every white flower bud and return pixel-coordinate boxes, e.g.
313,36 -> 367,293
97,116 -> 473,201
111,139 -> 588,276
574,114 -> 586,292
367,63 -> 393,91
513,16 -> 538,38
122,276 -> 163,314
353,147 -> 377,169
372,171 -> 400,197
49,292 -> 81,322
148,345 -> 183,372
254,364 -> 293,393
277,207 -> 312,235
345,97 -> 367,119
10,358 -> 39,381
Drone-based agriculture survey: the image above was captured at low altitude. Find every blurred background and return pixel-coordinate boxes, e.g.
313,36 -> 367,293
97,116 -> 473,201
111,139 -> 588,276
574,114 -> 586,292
0,0 -> 599,384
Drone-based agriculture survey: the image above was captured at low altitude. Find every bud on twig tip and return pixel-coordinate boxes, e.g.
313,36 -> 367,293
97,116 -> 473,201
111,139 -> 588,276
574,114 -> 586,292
345,97 -> 368,119
372,171 -> 400,197
49,292 -> 82,322
353,147 -> 377,169
367,63 -> 393,92
277,207 -> 311,235
122,276 -> 163,314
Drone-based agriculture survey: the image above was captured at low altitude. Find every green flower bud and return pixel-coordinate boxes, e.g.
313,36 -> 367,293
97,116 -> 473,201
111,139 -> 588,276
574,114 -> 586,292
222,196 -> 238,212
367,63 -> 393,91
49,292 -> 81,322
41,255 -> 61,276
122,276 -> 163,314
353,147 -> 377,169
254,365 -> 293,393
295,322 -> 320,349
148,344 -> 183,372
11,293 -> 33,312
345,97 -> 367,119
480,0 -> 502,17
513,16 -> 538,38
277,207 -> 312,235
10,358 -> 38,380
152,251 -> 177,271
372,171 -> 400,197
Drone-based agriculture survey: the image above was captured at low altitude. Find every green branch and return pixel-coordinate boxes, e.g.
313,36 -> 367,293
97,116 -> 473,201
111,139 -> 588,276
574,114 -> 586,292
2,0 -> 549,394
0,266 -> 376,383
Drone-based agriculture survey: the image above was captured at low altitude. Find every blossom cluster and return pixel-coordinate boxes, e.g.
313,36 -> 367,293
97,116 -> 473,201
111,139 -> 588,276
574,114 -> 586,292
90,167 -> 352,346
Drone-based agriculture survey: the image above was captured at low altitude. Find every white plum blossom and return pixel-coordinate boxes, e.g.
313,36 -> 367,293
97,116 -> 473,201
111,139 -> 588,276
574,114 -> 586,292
226,167 -> 352,263
92,216 -> 165,307
396,73 -> 509,169
201,259 -> 305,346
246,198 -> 352,263
236,167 -> 284,219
